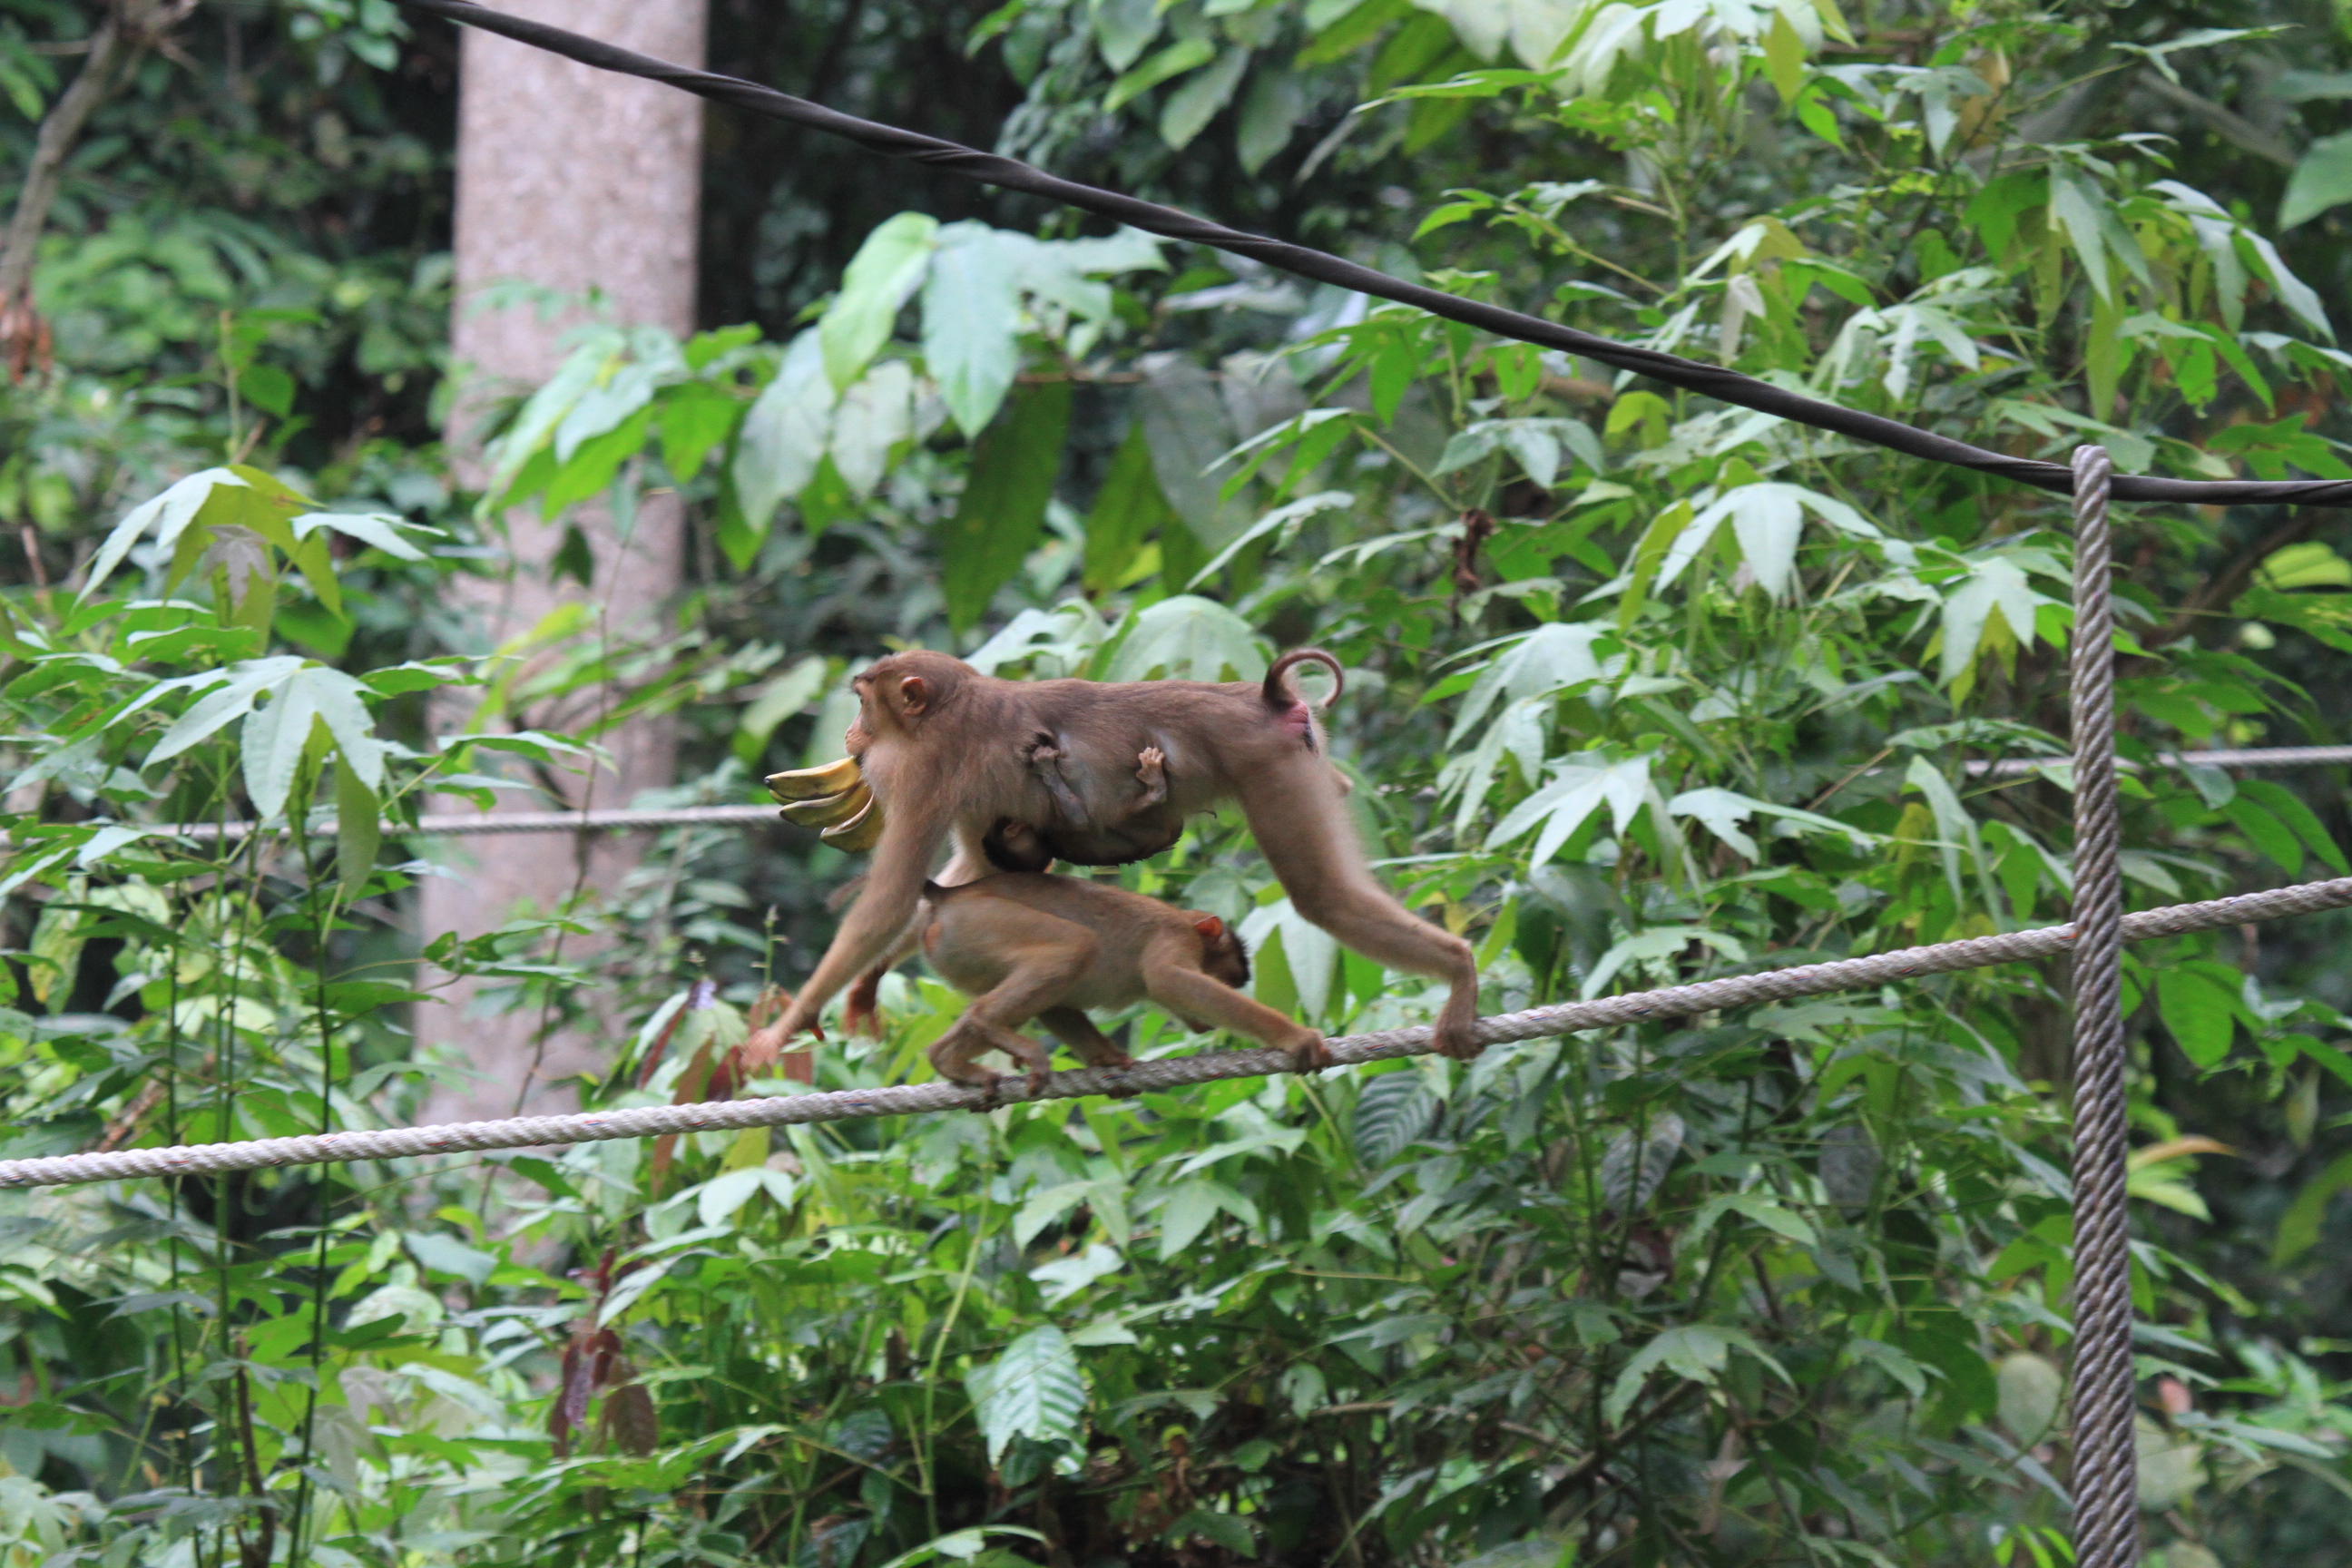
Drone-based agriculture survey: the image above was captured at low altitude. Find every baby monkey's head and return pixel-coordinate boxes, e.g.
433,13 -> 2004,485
1189,913 -> 1250,991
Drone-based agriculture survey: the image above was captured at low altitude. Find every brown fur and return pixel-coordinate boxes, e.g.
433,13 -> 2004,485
769,648 -> 1481,1059
918,873 -> 1328,1098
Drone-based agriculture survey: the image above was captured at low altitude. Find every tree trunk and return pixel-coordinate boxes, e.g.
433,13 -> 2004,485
420,0 -> 705,1123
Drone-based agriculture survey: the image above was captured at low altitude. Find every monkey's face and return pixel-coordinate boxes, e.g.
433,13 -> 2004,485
1191,914 -> 1251,990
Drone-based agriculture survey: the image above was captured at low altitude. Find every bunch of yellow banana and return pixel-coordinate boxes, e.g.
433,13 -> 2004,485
765,756 -> 883,850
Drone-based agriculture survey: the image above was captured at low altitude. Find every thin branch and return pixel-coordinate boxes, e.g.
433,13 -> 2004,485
0,11 -> 129,303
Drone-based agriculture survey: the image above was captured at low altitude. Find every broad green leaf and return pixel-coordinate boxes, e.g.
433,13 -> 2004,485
735,656 -> 830,765
1352,1069 -> 1439,1167
830,359 -> 916,498
1996,1353 -> 2062,1443
2282,130 -> 2352,230
1239,898 -> 1338,1019
1236,67 -> 1305,172
1489,754 -> 1651,867
1102,594 -> 1264,682
1093,0 -> 1161,71
1940,557 -> 2056,685
1105,36 -> 1214,113
485,336 -> 613,498
1161,47 -> 1249,150
819,212 -> 940,392
1581,925 -> 1740,1000
83,468 -> 242,600
965,1327 -> 1086,1465
1083,421 -> 1179,593
291,511 -> 430,562
660,382 -> 743,482
552,358 -> 659,463
335,762 -> 381,903
1446,622 -> 1609,741
939,379 -> 1072,632
2274,1149 -> 2352,1264
1605,1324 -> 1779,1425
2157,967 -> 2239,1067
144,656 -> 306,768
922,224 -> 1025,436
732,331 -> 837,537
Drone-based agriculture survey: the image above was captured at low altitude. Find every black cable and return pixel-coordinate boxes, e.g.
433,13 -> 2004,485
391,0 -> 2352,509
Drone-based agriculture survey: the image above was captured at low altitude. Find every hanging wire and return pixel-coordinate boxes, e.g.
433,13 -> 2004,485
387,0 -> 2352,510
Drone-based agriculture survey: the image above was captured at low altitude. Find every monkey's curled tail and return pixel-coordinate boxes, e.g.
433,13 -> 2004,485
1262,648 -> 1345,710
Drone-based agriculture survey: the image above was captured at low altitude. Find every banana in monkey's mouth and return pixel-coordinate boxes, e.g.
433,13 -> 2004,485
767,759 -> 885,852
766,756 -> 863,800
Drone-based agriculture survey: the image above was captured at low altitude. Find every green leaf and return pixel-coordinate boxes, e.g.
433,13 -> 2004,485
1105,36 -> 1214,113
819,212 -> 940,392
1236,67 -> 1305,173
660,382 -> 744,483
145,656 -> 307,768
1083,421 -> 1180,593
829,360 -> 916,498
1605,1325 -> 1779,1425
83,467 -> 243,601
404,1230 -> 497,1287
542,403 -> 656,517
2239,779 -> 2349,873
1102,594 -> 1263,682
922,223 -> 1025,436
1352,1070 -> 1438,1167
335,760 -> 382,902
731,331 -> 837,539
2274,1149 -> 2352,1264
965,1326 -> 1086,1463
2281,130 -> 2352,229
939,379 -> 1072,632
2157,967 -> 2239,1067
1093,0 -> 1161,71
1161,47 -> 1249,151
734,655 -> 831,765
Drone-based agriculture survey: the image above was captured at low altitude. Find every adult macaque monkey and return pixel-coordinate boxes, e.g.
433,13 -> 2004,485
918,874 -> 1328,1099
765,648 -> 1482,1059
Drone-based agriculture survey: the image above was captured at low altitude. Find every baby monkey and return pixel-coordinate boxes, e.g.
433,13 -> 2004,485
919,873 -> 1331,1102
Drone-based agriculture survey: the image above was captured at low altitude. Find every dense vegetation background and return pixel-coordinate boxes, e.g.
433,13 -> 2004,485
10,0 -> 2352,1563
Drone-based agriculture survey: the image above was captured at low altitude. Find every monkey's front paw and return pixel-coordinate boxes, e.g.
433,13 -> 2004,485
1431,1023 -> 1484,1061
1023,1065 -> 1054,1100
1288,1034 -> 1333,1073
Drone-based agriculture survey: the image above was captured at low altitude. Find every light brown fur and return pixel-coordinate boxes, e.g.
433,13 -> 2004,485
769,649 -> 1481,1059
918,873 -> 1328,1098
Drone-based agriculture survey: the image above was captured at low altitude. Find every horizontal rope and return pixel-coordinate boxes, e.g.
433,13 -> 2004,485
6,874 -> 2347,1191
167,804 -> 782,840
387,0 -> 2352,509
1971,745 -> 2352,777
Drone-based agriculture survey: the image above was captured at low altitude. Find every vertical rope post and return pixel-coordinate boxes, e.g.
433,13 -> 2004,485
2067,444 -> 2138,1567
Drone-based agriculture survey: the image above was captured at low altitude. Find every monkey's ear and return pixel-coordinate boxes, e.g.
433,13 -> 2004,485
1193,916 -> 1224,939
898,675 -> 931,712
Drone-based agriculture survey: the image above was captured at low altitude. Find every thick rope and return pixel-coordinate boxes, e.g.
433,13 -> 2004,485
385,0 -> 2352,511
1974,745 -> 2352,777
5,873 -> 2348,1191
2066,446 -> 2137,1568
169,804 -> 782,841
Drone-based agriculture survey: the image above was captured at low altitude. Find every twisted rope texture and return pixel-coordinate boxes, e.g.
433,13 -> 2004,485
2067,446 -> 2138,1568
5,875 -> 2348,1191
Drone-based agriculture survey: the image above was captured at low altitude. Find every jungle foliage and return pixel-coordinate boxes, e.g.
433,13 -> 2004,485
12,1 -> 2352,1565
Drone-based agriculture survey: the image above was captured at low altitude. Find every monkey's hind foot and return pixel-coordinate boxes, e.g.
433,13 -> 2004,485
1133,746 -> 1168,806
